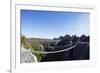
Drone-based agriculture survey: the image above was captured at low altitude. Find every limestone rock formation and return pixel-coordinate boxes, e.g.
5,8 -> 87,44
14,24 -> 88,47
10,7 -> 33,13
20,47 -> 37,63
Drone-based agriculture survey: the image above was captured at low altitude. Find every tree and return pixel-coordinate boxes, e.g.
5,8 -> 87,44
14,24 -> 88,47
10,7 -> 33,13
21,35 -> 30,49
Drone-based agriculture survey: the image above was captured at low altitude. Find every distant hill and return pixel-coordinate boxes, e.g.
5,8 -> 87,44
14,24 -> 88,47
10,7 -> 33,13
27,38 -> 60,44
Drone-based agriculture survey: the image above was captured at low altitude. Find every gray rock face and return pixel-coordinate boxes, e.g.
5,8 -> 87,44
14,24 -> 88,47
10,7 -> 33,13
20,47 -> 37,63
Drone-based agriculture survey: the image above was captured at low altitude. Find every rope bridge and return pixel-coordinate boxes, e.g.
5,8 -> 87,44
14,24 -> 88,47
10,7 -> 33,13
31,44 -> 77,54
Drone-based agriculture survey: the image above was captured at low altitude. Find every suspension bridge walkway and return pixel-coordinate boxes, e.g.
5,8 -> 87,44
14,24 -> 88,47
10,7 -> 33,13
31,41 -> 88,54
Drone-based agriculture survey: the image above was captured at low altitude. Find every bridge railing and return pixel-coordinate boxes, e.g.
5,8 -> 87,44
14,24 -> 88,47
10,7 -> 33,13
31,41 -> 88,54
31,44 -> 77,54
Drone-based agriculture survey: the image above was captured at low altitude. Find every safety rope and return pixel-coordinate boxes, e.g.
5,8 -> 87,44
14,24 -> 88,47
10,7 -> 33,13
31,44 -> 77,54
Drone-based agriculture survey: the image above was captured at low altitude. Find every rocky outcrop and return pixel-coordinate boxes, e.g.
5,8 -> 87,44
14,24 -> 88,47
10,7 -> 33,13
41,43 -> 89,62
20,47 -> 37,63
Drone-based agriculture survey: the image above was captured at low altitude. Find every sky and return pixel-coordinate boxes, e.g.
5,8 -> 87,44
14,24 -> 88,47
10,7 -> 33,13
21,9 -> 90,39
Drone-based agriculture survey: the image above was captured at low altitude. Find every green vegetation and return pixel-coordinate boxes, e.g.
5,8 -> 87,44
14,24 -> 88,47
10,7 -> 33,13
30,40 -> 45,61
21,35 -> 30,49
21,35 -> 45,62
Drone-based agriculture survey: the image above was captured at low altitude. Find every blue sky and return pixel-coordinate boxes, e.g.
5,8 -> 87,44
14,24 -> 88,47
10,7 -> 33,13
21,10 -> 90,39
